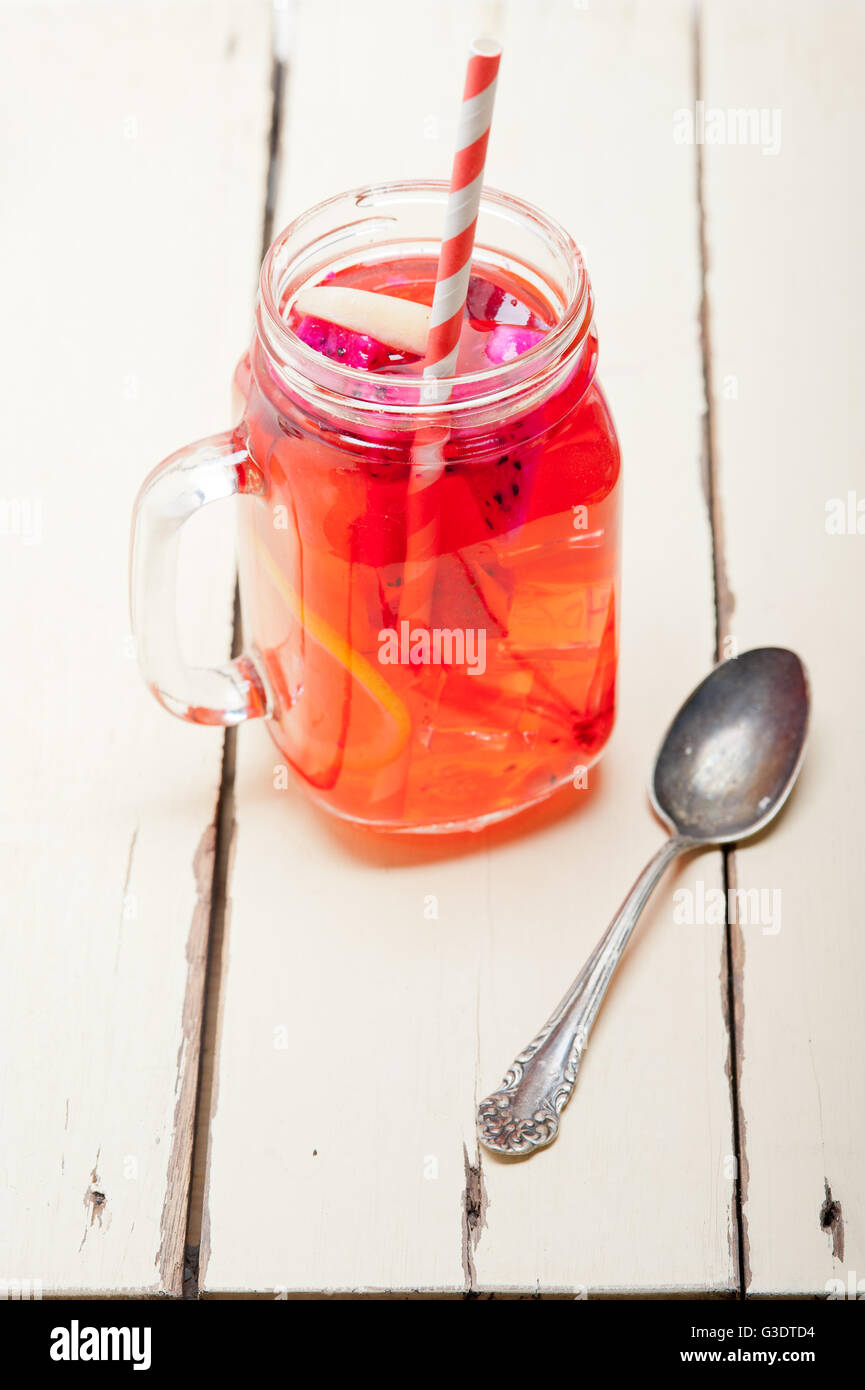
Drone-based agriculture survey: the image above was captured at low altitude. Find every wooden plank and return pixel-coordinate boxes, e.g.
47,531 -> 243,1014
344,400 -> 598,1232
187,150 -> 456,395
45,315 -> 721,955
203,0 -> 733,1295
701,0 -> 865,1296
0,0 -> 271,1296
472,0 -> 733,1297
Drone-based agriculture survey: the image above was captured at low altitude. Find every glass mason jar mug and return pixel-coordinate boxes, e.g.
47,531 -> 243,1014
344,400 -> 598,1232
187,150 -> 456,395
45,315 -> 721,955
131,182 -> 622,832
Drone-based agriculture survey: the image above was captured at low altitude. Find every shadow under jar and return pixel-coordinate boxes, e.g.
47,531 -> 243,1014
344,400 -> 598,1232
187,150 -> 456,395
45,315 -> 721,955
131,182 -> 622,833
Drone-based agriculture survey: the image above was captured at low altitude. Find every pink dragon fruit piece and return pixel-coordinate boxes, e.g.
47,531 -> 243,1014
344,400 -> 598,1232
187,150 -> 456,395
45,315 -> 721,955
467,273 -> 542,328
466,275 -> 508,324
484,324 -> 546,365
294,313 -> 395,371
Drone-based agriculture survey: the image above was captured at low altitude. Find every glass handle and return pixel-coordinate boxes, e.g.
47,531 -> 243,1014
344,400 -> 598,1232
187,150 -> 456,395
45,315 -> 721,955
130,428 -> 270,726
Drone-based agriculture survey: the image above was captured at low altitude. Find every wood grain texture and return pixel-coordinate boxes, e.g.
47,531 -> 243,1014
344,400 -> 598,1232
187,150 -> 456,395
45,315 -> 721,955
202,0 -> 735,1296
0,0 -> 271,1295
701,0 -> 865,1296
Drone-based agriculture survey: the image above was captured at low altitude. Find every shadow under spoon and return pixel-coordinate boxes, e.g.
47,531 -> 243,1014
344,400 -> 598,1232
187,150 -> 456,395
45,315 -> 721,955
477,646 -> 810,1157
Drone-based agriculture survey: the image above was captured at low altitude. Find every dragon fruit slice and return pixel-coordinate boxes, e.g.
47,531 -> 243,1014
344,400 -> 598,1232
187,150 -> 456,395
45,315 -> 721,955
466,275 -> 508,324
438,427 -> 545,550
484,324 -> 546,365
294,313 -> 398,371
467,273 -> 551,323
467,274 -> 538,327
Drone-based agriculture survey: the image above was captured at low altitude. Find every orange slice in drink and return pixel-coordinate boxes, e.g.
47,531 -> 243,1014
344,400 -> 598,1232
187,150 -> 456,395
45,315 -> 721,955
251,532 -> 411,772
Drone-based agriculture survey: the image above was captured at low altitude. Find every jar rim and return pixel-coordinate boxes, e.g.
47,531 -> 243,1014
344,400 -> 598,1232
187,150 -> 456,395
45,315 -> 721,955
256,180 -> 593,419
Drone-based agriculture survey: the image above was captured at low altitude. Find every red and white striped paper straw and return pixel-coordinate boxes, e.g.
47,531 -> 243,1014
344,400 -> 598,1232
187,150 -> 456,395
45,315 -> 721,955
399,39 -> 502,628
424,38 -> 502,379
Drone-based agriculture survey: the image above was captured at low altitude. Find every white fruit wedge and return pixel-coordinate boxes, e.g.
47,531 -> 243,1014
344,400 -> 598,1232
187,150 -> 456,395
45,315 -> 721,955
291,285 -> 431,357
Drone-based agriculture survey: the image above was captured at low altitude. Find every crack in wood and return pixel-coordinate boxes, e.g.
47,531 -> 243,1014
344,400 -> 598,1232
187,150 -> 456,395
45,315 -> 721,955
694,4 -> 749,1301
114,826 -> 139,973
189,730 -> 237,1300
260,46 -> 287,264
720,852 -> 750,1296
122,828 -> 138,900
461,1143 -> 489,1296
693,27 -> 735,657
156,824 -> 215,1296
79,1150 -> 108,1251
181,34 -> 289,1302
820,1181 -> 844,1262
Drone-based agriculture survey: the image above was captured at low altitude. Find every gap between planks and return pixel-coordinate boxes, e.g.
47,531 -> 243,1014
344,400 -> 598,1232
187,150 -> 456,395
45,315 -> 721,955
182,39 -> 289,1302
693,2 -> 748,1299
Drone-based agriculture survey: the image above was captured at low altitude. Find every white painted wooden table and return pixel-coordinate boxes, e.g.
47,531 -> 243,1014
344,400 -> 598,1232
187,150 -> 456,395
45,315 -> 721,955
2,0 -> 862,1298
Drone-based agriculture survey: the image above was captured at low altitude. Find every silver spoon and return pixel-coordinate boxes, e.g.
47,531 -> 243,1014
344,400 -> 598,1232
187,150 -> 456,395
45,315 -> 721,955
477,647 -> 809,1157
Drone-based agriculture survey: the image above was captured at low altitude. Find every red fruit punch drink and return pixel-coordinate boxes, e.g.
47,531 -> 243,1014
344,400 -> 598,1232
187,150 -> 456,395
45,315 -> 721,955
233,182 -> 621,832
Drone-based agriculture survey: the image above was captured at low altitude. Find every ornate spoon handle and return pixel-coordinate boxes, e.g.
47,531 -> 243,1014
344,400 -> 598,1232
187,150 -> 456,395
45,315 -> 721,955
477,835 -> 694,1156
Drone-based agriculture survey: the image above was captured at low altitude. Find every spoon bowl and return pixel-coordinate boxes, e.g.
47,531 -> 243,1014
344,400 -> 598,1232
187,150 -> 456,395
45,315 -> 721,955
651,647 -> 809,843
